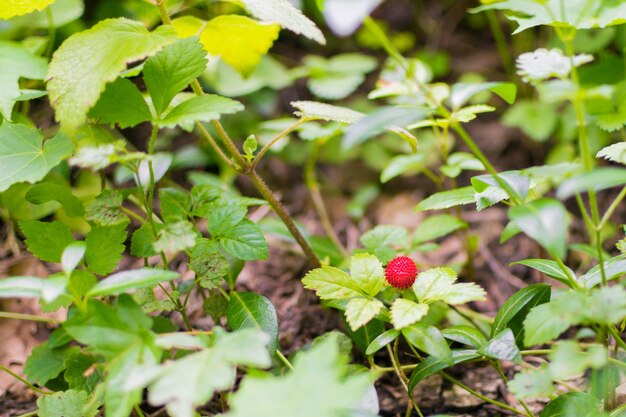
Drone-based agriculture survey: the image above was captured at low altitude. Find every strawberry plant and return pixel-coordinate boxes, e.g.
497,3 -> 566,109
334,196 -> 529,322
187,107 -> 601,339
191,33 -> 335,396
1,0 -> 626,417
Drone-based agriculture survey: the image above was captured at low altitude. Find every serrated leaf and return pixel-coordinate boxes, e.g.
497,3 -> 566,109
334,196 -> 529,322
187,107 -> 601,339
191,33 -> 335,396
0,41 -> 48,120
508,366 -> 555,399
85,224 -> 127,276
509,198 -> 570,260
391,298 -> 428,329
491,284 -> 551,346
24,342 -> 71,386
0,123 -> 73,192
478,329 -> 521,363
130,223 -> 162,258
240,0 -> 325,44
217,219 -> 268,261
413,214 -> 466,245
224,337 -> 370,417
402,323 -> 452,364
153,221 -> 197,254
413,267 -> 485,305
37,389 -> 99,417
349,253 -> 384,297
0,0 -> 56,19
205,204 -> 248,237
173,15 -> 279,77
64,351 -> 101,392
143,36 -> 208,116
190,240 -> 229,290
25,182 -> 85,217
597,142 -> 626,165
365,328 -> 400,355
408,349 -> 480,392
345,297 -> 384,331
360,225 -> 408,250
291,100 -> 364,123
88,268 -> 179,297
47,18 -> 176,132
227,291 -> 279,355
19,220 -> 74,262
157,94 -> 244,131
85,189 -> 129,226
523,292 -> 587,346
302,266 -> 363,300
415,187 -> 475,211
89,77 -> 151,128
159,188 -> 191,223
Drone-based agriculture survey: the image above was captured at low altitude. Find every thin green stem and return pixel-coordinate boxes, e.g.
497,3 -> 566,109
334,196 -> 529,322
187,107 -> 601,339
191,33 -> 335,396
195,121 -> 237,170
0,311 -> 62,323
0,365 -> 53,395
554,256 -> 581,289
598,186 -> 626,230
485,10 -> 514,77
134,404 -> 147,417
45,7 -> 56,58
252,118 -> 308,169
155,0 -> 173,25
608,326 -> 626,351
276,350 -> 295,371
440,371 -> 530,416
387,343 -> 424,417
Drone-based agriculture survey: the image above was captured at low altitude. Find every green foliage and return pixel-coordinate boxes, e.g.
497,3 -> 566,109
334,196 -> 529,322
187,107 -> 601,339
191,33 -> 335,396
20,220 -> 74,262
37,389 -> 100,417
227,291 -> 279,355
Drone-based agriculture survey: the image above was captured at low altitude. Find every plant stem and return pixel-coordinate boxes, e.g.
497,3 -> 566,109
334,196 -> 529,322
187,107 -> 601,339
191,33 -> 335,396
0,365 -> 53,395
485,10 -> 514,77
608,325 -> 626,351
252,118 -> 308,169
276,350 -> 295,371
305,142 -> 349,258
598,186 -> 626,230
386,343 -> 424,417
45,6 -> 56,58
440,371 -> 530,416
0,311 -> 62,323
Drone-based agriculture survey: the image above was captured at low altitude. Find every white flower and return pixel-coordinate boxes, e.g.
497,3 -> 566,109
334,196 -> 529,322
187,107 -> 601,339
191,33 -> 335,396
516,48 -> 593,83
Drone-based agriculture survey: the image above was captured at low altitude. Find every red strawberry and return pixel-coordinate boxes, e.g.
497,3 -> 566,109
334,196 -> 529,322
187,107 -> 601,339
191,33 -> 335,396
385,256 -> 418,289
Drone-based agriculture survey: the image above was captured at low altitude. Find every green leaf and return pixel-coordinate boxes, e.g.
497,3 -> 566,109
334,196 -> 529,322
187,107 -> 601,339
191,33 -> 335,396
509,198 -> 570,260
37,389 -> 99,417
473,0 -> 626,34
64,351 -> 101,392
0,123 -> 73,192
89,77 -> 151,128
441,152 -> 484,178
143,36 -> 208,116
381,153 -> 425,183
597,142 -> 626,165
508,366 -> 555,400
503,99 -> 558,142
579,254 -> 626,288
365,328 -> 400,355
227,291 -> 279,355
349,253 -> 384,297
0,276 -> 65,302
478,329 -> 521,363
291,100 -> 364,123
415,186 -> 475,211
360,225 -> 408,250
130,223 -> 163,258
25,182 -> 85,217
133,328 -> 271,417
159,188 -> 191,223
472,171 -> 530,210
217,219 -> 268,261
413,267 -> 485,305
408,349 -> 480,392
224,337 -> 370,417
85,189 -> 129,226
511,259 -> 575,287
153,221 -> 197,254
391,298 -> 429,329
523,292 -> 586,346
346,319 -> 385,353
413,214 -> 466,245
239,0 -> 326,44
0,0 -> 56,19
441,325 -> 487,349
206,204 -> 248,237
19,220 -> 74,263
549,341 -> 607,380
173,15 -> 279,77
24,342 -> 72,386
491,284 -> 551,347
189,240 -> 229,290
62,242 -> 86,275
402,323 -> 452,364
68,270 -> 97,300
557,167 -> 626,199
157,94 -> 244,131
344,297 -> 384,331
88,268 -> 179,297
450,82 -> 516,109
540,392 -> 602,417
302,266 -> 363,300
48,18 -> 176,132
85,224 -> 127,276
0,41 -> 48,120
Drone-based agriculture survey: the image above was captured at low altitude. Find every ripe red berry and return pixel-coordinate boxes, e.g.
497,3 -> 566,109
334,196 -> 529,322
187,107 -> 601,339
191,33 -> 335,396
385,256 -> 418,289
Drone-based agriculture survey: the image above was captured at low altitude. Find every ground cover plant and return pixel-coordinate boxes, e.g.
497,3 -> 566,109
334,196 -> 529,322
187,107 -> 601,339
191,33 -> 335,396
0,0 -> 626,416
